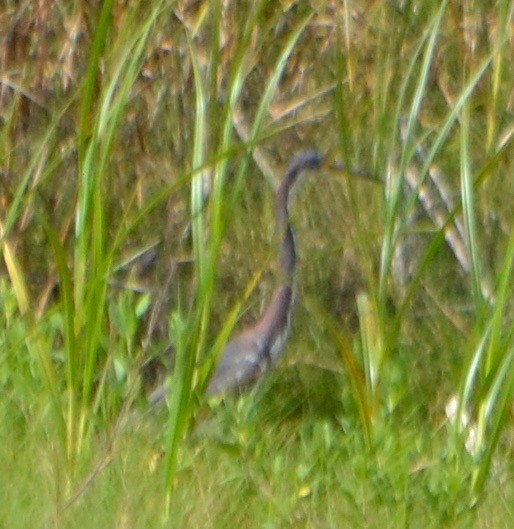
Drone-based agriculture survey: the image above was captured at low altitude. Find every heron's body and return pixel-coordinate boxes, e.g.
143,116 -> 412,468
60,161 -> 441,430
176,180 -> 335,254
206,285 -> 293,395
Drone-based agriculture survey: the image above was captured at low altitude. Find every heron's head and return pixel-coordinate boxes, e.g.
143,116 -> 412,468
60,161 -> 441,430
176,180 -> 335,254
289,151 -> 325,175
285,150 -> 381,188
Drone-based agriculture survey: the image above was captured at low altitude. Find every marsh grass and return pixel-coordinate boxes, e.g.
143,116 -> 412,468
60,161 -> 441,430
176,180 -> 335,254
1,0 -> 514,527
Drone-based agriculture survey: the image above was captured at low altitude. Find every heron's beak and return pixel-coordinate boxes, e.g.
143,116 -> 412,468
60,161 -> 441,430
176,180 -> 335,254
324,161 -> 382,184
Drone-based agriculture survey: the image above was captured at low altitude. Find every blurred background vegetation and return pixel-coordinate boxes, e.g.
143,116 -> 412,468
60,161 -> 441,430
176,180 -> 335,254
1,0 -> 514,527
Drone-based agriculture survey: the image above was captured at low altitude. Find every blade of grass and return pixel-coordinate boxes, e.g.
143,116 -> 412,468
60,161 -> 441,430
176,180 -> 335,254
469,223 -> 514,499
391,52 -> 494,346
379,0 -> 449,305
162,29 -> 208,500
460,103 -> 486,316
0,222 -> 30,315
66,0 -> 168,460
357,292 -> 384,400
42,216 -> 79,466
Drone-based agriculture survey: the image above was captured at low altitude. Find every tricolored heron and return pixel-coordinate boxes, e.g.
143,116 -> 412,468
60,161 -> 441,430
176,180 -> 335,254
205,151 -> 324,396
149,151 -> 370,403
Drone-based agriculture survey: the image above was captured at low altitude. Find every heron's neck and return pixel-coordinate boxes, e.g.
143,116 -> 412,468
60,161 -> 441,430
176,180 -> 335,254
276,166 -> 300,285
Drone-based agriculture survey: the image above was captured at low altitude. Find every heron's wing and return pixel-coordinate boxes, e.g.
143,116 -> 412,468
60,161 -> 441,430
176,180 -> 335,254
147,385 -> 167,405
207,286 -> 294,396
149,331 -> 266,402
206,332 -> 269,395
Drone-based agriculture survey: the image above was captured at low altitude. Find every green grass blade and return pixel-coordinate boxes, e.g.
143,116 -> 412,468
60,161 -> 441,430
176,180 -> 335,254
460,104 -> 485,313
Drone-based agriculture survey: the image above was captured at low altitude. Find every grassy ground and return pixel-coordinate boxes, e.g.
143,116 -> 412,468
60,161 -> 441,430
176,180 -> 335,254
1,0 -> 514,527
